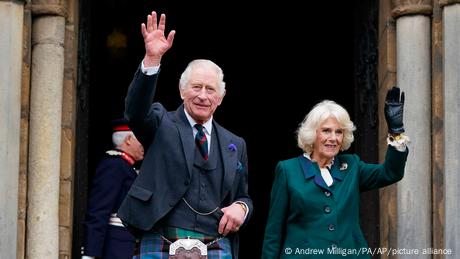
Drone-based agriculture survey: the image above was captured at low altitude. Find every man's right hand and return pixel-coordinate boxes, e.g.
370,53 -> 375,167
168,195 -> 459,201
141,11 -> 176,67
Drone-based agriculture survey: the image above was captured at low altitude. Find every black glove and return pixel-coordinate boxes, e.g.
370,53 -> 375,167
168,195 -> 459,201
384,86 -> 405,134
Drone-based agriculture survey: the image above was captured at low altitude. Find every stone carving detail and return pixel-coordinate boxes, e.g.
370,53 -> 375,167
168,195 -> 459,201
439,0 -> 460,7
391,0 -> 433,17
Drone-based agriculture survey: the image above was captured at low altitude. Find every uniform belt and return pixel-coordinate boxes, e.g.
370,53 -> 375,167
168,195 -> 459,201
108,213 -> 124,227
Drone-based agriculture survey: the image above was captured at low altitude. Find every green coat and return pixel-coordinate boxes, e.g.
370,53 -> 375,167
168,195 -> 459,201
262,146 -> 408,258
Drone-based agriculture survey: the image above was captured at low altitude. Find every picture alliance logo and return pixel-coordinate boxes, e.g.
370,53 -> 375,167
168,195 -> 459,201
284,246 -> 454,256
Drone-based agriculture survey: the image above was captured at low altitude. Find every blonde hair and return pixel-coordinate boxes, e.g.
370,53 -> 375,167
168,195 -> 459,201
297,100 -> 356,154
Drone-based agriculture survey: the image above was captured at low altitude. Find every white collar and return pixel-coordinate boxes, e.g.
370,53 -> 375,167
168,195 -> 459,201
184,108 -> 213,135
303,153 -> 334,169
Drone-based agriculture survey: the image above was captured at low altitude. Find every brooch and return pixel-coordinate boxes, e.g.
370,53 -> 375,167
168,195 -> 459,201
339,163 -> 348,171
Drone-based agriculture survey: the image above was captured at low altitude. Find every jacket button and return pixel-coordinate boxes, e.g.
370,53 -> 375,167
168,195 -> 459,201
324,191 -> 331,197
328,224 -> 335,231
169,201 -> 175,207
184,180 -> 189,186
324,205 -> 331,214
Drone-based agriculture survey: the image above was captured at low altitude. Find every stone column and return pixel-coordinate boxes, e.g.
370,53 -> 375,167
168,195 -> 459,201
392,1 -> 432,257
0,1 -> 24,258
441,1 -> 460,257
26,1 -> 66,258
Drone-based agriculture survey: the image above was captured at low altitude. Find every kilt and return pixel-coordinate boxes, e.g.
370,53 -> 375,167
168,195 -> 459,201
133,227 -> 232,259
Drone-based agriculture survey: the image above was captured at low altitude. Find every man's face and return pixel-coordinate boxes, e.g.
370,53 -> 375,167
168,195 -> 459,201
129,134 -> 144,161
180,67 -> 224,124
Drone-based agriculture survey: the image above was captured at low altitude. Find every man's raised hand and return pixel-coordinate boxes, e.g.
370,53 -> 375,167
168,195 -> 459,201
141,11 -> 176,67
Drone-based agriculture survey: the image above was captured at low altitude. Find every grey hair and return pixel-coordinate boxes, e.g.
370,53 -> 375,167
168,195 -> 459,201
179,59 -> 226,96
112,131 -> 132,146
297,100 -> 356,154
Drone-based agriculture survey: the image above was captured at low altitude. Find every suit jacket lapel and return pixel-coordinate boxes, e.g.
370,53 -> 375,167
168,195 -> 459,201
329,157 -> 345,182
173,108 -> 238,195
174,105 -> 195,177
299,155 -> 333,192
214,121 -> 238,198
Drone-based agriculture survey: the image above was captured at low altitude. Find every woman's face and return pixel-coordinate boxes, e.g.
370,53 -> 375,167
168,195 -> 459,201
312,117 -> 344,162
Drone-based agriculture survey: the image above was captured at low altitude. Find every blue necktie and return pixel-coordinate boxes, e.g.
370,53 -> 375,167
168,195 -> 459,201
194,124 -> 208,160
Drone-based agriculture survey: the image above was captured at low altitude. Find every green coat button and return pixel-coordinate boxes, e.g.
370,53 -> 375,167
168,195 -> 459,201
328,224 -> 335,231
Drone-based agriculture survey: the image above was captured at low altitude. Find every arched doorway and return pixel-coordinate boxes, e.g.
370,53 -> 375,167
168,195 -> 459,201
74,1 -> 379,258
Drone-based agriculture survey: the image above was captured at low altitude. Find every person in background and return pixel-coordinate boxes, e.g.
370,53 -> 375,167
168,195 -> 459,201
262,87 -> 409,258
117,11 -> 253,259
81,118 -> 144,259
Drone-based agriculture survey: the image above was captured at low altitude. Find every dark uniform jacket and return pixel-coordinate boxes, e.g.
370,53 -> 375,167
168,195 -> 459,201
83,150 -> 138,258
118,68 -> 253,258
262,146 -> 408,258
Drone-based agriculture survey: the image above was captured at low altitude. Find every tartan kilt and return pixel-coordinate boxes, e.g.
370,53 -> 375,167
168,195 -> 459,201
134,227 -> 232,259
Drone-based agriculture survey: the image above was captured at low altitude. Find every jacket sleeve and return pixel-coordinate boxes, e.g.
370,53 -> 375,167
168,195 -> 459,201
124,67 -> 165,148
83,160 -> 126,256
234,138 -> 253,225
262,161 -> 289,258
358,145 -> 409,192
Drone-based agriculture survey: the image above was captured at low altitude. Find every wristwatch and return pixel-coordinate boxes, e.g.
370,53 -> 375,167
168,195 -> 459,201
235,201 -> 248,214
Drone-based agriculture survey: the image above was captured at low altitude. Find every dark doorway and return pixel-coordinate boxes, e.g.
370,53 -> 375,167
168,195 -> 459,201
74,1 -> 379,258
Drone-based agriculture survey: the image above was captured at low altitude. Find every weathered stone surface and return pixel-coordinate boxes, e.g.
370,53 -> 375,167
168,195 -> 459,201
392,0 -> 433,17
26,14 -> 65,259
0,2 -> 24,259
443,4 -> 460,258
396,15 -> 432,258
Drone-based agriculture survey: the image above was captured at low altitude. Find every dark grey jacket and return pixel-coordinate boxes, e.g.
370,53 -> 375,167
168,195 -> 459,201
118,68 -> 253,258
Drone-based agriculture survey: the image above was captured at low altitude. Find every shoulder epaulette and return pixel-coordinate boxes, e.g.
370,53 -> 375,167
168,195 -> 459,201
106,150 -> 135,166
106,150 -> 123,156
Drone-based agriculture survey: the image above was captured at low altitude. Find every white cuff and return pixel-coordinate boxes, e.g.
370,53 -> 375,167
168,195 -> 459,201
387,133 -> 410,152
82,256 -> 95,259
234,201 -> 249,220
141,61 -> 160,75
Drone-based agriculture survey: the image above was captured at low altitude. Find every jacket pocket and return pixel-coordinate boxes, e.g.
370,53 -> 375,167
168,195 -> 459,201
128,185 -> 153,201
